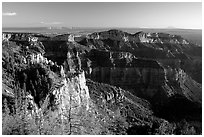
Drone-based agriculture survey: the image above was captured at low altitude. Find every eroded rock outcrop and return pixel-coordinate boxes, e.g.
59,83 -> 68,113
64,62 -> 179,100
87,49 -> 169,99
77,29 -> 199,58
85,49 -> 201,122
87,79 -> 176,135
49,70 -> 90,113
76,29 -> 201,84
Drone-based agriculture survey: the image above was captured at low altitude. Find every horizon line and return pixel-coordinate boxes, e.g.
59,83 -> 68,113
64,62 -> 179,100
2,26 -> 202,30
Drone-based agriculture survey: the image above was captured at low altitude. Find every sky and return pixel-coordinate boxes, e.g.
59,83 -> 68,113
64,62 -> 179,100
2,2 -> 202,29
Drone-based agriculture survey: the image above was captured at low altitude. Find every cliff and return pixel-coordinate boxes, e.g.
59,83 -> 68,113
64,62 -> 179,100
1,35 -> 174,135
86,79 -> 177,135
87,29 -> 191,45
48,70 -> 90,114
85,49 -> 201,122
77,29 -> 200,59
87,49 -> 167,98
76,29 -> 201,83
2,31 -> 202,134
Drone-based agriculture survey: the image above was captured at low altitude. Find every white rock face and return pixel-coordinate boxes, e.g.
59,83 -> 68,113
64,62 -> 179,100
28,36 -> 38,46
51,70 -> 90,119
68,35 -> 75,42
94,33 -> 100,39
27,68 -> 91,121
139,33 -> 151,43
182,39 -> 189,44
123,36 -> 129,42
136,32 -> 190,45
27,53 -> 50,65
28,36 -> 38,42
2,33 -> 11,41
60,65 -> 66,77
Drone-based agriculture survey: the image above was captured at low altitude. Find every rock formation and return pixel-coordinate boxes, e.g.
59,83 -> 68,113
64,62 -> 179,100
2,30 -> 202,135
85,49 -> 201,122
76,29 -> 201,84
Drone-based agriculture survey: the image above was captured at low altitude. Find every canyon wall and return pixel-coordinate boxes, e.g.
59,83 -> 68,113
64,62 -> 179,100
86,49 -> 202,115
87,50 -> 169,100
77,29 -> 202,84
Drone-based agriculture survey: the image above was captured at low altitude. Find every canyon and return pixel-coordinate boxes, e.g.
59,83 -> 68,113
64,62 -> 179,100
2,30 -> 202,134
